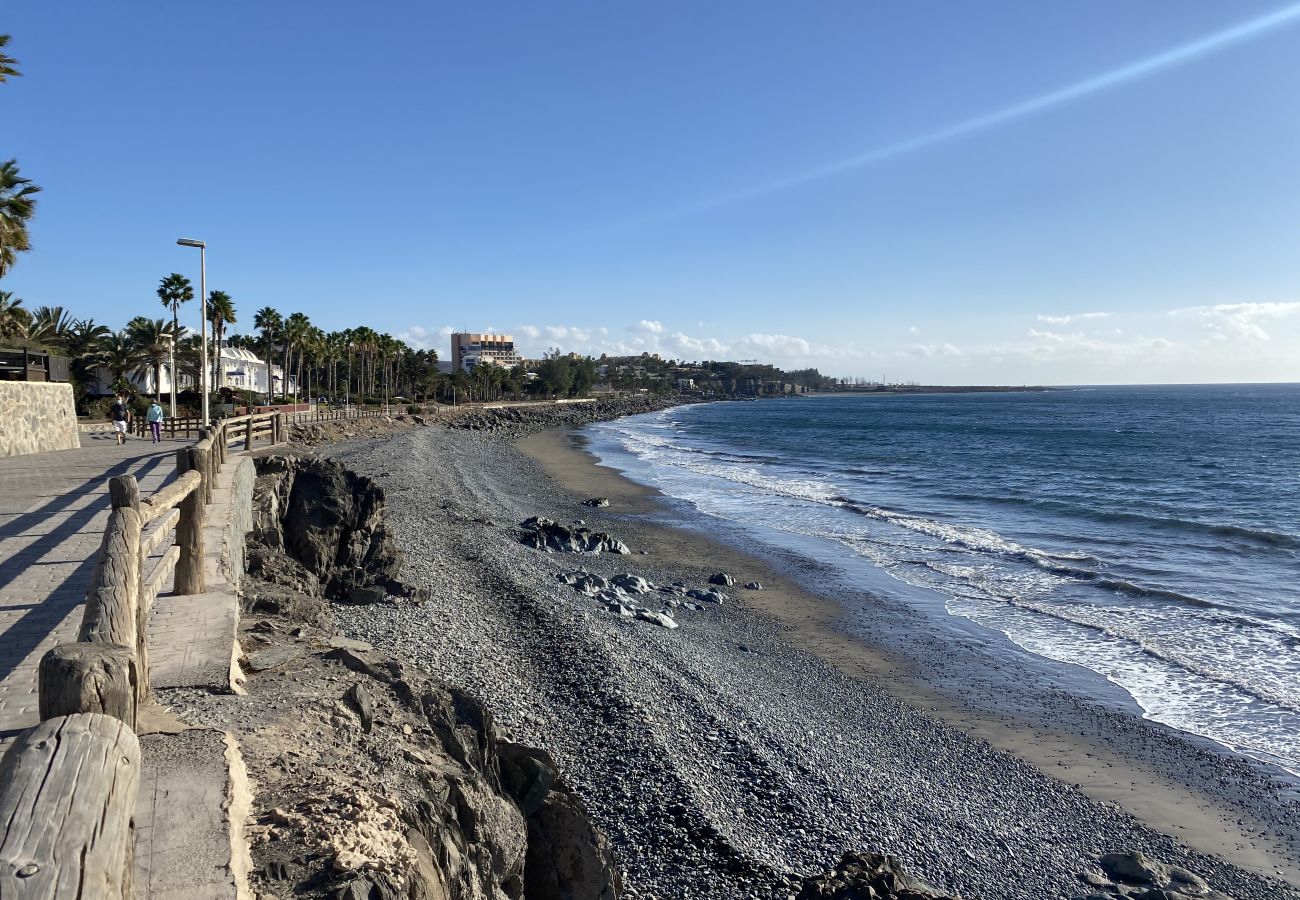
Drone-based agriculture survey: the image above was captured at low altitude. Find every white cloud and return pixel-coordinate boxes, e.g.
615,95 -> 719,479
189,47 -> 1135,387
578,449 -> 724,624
1171,301 -> 1300,342
629,319 -> 664,334
1036,312 -> 1110,325
397,325 -> 455,350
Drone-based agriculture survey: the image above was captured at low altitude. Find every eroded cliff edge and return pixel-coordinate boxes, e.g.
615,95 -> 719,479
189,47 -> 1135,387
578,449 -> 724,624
235,455 -> 621,900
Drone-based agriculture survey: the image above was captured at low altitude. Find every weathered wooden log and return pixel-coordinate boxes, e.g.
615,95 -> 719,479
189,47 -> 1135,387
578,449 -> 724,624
80,508 -> 141,650
108,474 -> 139,512
191,442 -> 213,505
174,448 -> 206,595
38,643 -> 137,728
138,470 -> 201,526
139,506 -> 180,558
0,713 -> 140,898
244,416 -> 254,450
141,545 -> 180,604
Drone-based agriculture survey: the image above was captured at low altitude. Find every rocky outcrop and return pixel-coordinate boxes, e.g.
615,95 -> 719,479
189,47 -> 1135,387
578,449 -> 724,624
243,637 -> 621,900
1072,850 -> 1235,900
519,517 -> 631,555
249,456 -> 420,602
797,852 -> 958,900
443,395 -> 684,437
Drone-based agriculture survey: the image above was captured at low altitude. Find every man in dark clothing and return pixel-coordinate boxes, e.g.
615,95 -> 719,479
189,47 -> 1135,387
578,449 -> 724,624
108,394 -> 132,446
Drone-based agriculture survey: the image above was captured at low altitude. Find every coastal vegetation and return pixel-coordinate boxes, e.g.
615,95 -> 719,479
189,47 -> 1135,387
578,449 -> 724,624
0,35 -> 41,279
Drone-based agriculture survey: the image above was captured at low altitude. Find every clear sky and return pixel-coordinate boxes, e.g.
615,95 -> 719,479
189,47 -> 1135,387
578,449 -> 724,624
4,1 -> 1299,383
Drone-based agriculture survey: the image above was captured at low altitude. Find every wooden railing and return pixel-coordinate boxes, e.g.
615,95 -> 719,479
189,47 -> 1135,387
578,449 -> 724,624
282,405 -> 388,424
0,412 -> 284,896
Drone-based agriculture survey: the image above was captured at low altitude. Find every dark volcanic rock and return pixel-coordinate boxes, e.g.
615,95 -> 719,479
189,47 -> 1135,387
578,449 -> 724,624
798,852 -> 958,900
519,517 -> 631,555
251,456 -> 416,601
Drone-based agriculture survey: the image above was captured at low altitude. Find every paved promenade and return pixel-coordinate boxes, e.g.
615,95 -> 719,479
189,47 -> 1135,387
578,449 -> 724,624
0,432 -> 185,746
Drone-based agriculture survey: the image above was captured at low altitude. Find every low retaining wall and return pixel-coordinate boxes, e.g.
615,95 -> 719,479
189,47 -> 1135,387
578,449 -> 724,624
220,457 -> 256,590
0,382 -> 80,457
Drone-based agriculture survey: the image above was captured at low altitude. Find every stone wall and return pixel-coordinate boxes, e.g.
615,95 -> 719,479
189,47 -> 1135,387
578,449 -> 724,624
219,456 -> 256,591
0,382 -> 80,457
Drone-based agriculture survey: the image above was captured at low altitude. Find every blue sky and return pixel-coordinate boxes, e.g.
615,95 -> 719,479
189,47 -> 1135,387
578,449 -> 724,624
4,1 -> 1299,383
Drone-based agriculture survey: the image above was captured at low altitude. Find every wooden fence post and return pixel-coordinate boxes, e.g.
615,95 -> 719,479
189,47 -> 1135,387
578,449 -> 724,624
245,416 -> 254,450
174,448 -> 206,594
38,643 -> 138,729
108,475 -> 139,512
0,713 -> 140,899
79,508 -> 141,650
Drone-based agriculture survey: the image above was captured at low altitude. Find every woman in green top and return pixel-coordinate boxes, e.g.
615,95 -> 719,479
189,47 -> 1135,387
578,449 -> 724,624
146,400 -> 164,443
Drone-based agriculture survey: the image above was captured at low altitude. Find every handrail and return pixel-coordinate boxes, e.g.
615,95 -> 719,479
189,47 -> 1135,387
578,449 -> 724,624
139,470 -> 201,525
0,408 -> 289,891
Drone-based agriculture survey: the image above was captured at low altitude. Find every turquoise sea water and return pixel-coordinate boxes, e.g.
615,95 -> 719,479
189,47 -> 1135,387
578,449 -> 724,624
587,385 -> 1300,774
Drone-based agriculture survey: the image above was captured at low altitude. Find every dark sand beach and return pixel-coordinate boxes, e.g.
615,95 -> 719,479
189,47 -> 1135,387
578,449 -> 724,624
326,422 -> 1299,899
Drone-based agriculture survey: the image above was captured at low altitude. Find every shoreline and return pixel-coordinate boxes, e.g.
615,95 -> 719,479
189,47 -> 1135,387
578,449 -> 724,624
517,425 -> 1300,887
322,422 -> 1300,898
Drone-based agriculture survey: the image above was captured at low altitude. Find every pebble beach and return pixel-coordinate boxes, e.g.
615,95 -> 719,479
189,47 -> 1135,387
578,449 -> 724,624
325,419 -> 1300,900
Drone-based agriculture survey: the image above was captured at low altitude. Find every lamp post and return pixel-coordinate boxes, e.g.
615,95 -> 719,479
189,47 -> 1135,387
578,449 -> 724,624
176,238 -> 209,425
165,333 -> 176,418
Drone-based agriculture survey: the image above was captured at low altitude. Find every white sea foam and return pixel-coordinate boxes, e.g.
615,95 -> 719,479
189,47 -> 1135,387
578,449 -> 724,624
592,411 -> 1300,774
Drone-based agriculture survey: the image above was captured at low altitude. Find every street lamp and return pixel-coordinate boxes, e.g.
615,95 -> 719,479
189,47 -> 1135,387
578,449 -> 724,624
176,238 -> 209,425
164,333 -> 176,418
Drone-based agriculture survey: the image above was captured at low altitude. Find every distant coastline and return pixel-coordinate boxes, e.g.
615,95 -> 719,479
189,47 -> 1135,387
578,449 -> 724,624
808,384 -> 1055,395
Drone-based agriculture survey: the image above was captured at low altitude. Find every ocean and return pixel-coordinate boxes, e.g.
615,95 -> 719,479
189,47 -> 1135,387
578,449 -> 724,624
586,385 -> 1300,775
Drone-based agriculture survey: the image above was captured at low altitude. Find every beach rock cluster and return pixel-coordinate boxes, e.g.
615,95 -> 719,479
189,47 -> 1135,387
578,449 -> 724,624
441,394 -> 683,437
797,851 -> 958,899
520,516 -> 631,555
1072,851 -> 1235,900
556,570 -> 708,628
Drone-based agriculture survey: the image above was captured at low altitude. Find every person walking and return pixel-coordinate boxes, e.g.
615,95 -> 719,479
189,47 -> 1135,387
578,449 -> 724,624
146,399 -> 165,443
108,394 -> 132,446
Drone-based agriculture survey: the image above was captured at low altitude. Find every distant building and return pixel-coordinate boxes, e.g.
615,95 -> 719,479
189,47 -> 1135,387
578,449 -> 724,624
85,344 -> 296,398
450,332 -> 522,372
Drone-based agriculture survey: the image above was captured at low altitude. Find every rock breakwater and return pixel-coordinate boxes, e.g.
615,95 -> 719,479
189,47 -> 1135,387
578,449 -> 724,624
441,395 -> 684,437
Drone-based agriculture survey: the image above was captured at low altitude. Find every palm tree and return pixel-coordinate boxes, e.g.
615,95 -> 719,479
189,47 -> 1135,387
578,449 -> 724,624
282,312 -> 311,403
127,317 -> 175,400
206,290 -> 236,394
0,160 -> 41,278
27,305 -> 75,347
100,331 -> 140,390
0,34 -> 21,83
253,306 -> 282,402
156,274 -> 193,359
63,319 -> 110,399
0,290 -> 29,339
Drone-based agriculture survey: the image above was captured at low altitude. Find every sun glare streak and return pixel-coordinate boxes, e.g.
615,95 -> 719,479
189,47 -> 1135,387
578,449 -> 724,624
615,2 -> 1300,229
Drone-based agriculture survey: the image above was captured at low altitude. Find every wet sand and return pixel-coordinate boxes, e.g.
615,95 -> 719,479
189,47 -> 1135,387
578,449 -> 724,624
518,426 -> 1300,887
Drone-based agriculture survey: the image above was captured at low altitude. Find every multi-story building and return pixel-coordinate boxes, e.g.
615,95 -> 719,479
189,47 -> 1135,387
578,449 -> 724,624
450,332 -> 522,372
86,344 -> 296,398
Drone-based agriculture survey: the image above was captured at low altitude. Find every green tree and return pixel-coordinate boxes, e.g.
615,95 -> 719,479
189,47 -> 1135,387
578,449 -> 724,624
156,273 -> 193,354
0,289 -> 29,339
253,306 -> 282,401
571,356 -> 597,397
26,305 -> 74,348
536,348 -> 573,398
0,160 -> 40,278
62,318 -> 110,401
282,312 -> 311,402
0,34 -> 20,83
100,330 -> 141,389
127,316 -> 175,401
206,290 -> 236,393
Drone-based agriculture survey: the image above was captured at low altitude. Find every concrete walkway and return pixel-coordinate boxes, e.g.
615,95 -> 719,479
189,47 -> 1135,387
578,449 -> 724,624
0,432 -> 255,899
0,432 -> 186,747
